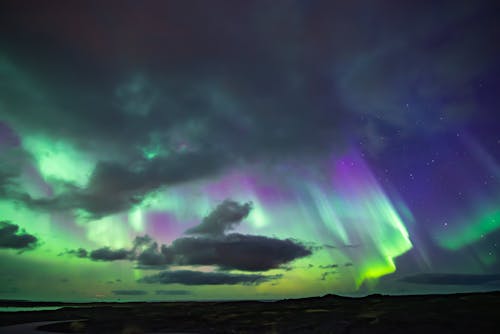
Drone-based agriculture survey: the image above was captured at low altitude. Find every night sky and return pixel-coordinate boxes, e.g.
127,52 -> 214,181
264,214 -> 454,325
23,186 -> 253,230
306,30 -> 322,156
0,1 -> 499,301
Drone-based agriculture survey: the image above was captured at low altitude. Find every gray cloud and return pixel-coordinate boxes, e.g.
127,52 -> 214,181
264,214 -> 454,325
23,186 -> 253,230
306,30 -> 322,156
169,233 -> 311,271
0,121 -> 20,149
132,235 -> 155,250
320,271 -> 337,281
185,200 -> 252,236
133,234 -> 172,267
0,221 -> 38,250
23,153 -> 223,219
112,290 -> 148,296
90,247 -> 131,261
155,290 -> 191,296
400,273 -> 500,285
62,248 -> 88,258
81,233 -> 311,271
0,124 -> 31,201
139,270 -> 282,286
319,264 -> 339,269
115,74 -> 157,117
136,244 -> 171,267
174,200 -> 311,270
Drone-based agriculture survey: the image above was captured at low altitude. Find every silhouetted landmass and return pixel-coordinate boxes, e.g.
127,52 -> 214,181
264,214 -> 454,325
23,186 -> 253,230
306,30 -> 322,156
1,292 -> 500,333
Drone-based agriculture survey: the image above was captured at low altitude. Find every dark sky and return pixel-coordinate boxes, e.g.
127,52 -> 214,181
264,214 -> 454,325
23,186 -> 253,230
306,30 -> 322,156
0,0 -> 499,301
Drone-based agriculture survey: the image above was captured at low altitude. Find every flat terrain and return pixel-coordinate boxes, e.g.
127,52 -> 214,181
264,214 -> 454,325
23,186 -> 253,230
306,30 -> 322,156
1,292 -> 500,333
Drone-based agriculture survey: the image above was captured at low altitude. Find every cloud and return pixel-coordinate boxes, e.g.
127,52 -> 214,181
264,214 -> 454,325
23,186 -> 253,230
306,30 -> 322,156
173,200 -> 311,270
89,247 -> 131,261
168,233 -> 311,271
132,234 -> 172,267
115,74 -> 157,117
320,271 -> 337,281
400,273 -> 500,285
112,290 -> 148,296
9,151 -> 225,219
63,248 -> 88,258
83,233 -> 311,270
0,124 -> 31,200
319,264 -> 339,269
132,234 -> 155,250
136,244 -> 171,267
185,200 -> 252,236
0,221 -> 38,250
155,290 -> 191,296
139,270 -> 282,286
0,121 -> 21,149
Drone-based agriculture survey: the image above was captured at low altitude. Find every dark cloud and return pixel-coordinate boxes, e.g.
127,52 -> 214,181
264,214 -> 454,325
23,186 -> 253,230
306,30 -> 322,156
139,270 -> 282,286
0,171 -> 13,198
169,233 -> 311,271
136,244 -> 171,267
320,271 -> 337,281
83,233 -> 311,271
132,234 -> 172,267
319,264 -> 338,269
0,221 -> 38,250
185,200 -> 252,236
23,153 -> 223,218
400,273 -> 500,286
132,235 -> 155,250
0,121 -> 20,149
63,248 -> 88,258
174,200 -> 311,270
0,125 -> 31,200
90,247 -> 131,261
155,290 -> 191,296
344,263 -> 353,267
112,290 -> 148,296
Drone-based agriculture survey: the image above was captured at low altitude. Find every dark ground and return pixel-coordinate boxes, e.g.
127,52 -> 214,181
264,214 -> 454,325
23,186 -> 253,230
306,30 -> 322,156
1,292 -> 499,333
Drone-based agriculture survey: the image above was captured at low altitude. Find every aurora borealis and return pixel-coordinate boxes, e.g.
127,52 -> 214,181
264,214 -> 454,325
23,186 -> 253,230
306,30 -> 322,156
0,1 -> 499,301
